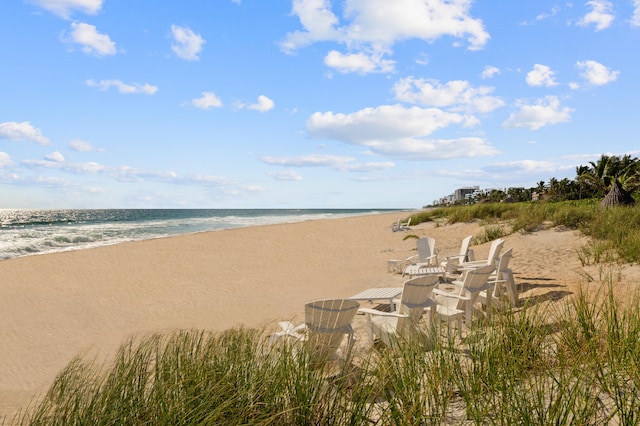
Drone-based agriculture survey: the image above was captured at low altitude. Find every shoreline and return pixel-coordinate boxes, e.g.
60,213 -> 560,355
0,208 -> 410,262
0,211 -> 607,420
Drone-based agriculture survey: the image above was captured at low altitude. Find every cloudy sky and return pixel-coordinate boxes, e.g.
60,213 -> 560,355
1,0 -> 639,208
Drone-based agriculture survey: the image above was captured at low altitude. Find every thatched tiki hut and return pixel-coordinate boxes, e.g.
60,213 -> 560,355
599,179 -> 635,208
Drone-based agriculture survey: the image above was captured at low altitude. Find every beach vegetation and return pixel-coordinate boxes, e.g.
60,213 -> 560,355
406,199 -> 640,265
402,234 -> 420,241
426,153 -> 640,207
13,280 -> 640,425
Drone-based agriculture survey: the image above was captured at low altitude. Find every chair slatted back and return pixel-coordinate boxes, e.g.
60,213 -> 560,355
397,275 -> 439,332
304,299 -> 359,361
495,247 -> 513,279
485,239 -> 505,266
459,235 -> 472,260
415,237 -> 436,264
463,264 -> 496,293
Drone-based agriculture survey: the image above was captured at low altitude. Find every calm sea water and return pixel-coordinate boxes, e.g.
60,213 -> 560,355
0,209 -> 400,260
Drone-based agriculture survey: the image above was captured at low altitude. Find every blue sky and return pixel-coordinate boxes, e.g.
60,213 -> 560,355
1,0 -> 639,209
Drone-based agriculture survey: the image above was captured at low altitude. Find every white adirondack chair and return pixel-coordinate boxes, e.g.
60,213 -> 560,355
271,298 -> 360,362
439,235 -> 473,274
359,275 -> 439,346
432,264 -> 495,334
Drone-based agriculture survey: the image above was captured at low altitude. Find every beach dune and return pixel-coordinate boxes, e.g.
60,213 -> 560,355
0,212 -> 597,419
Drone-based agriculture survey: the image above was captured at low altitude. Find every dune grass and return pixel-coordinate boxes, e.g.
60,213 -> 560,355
410,201 -> 640,265
12,279 -> 640,425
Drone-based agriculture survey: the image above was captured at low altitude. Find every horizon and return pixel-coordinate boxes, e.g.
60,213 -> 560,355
1,1 -> 639,209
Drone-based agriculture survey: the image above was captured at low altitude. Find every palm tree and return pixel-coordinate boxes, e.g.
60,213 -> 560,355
578,154 -> 640,198
575,165 -> 590,199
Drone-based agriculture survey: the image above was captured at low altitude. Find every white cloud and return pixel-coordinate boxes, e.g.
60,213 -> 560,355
632,0 -> 640,26
324,50 -> 395,74
281,0 -> 489,73
45,151 -> 65,162
536,6 -> 560,21
248,95 -> 275,112
340,161 -> 395,172
481,66 -> 500,79
576,60 -> 619,85
267,170 -> 303,181
66,22 -> 116,56
261,154 -> 394,172
393,77 -> 505,113
345,0 -> 490,50
578,0 -> 615,31
171,25 -> 205,61
526,64 -> 558,87
23,158 -> 107,174
18,155 -> 260,195
28,0 -> 103,19
369,137 -> 499,160
0,121 -> 50,145
262,154 -> 354,168
503,96 -> 573,130
68,139 -> 104,152
305,104 -> 498,159
0,152 -> 13,168
483,159 -> 559,174
308,104 -> 464,141
415,52 -> 429,66
86,79 -> 158,94
280,0 -> 343,52
190,91 -> 223,109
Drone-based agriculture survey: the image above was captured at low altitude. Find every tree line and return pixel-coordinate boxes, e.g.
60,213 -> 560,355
469,154 -> 640,204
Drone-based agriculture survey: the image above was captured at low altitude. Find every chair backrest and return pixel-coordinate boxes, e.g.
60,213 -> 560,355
305,299 -> 359,333
495,247 -> 513,279
397,275 -> 439,331
415,237 -> 436,263
459,235 -> 472,260
304,299 -> 360,360
485,239 -> 504,266
461,264 -> 496,294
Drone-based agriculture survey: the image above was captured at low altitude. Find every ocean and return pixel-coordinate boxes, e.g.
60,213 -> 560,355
0,208 -> 401,261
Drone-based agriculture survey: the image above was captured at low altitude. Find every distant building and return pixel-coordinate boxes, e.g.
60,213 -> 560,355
435,186 -> 480,205
455,186 -> 479,201
434,185 -> 535,206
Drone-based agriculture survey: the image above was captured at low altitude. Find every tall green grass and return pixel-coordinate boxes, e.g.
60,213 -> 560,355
13,281 -> 640,425
408,201 -> 640,265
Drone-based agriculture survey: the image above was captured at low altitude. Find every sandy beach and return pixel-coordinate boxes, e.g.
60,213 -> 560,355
1,211 -> 636,420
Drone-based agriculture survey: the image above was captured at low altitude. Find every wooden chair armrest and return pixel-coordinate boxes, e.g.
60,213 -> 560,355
358,308 -> 409,318
432,288 -> 470,301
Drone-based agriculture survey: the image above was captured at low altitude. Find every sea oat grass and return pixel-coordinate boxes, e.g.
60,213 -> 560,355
16,287 -> 640,425
412,201 -> 640,264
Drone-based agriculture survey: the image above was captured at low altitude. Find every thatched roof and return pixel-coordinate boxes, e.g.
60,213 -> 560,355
599,180 -> 635,208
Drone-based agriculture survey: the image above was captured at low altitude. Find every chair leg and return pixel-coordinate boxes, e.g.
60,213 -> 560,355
465,306 -> 472,326
506,271 -> 517,306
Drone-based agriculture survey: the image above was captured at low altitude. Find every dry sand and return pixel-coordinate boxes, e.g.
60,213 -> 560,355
1,211 -> 638,420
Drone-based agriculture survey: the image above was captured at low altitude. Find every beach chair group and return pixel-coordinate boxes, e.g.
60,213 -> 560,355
391,217 -> 412,232
271,235 -> 516,362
